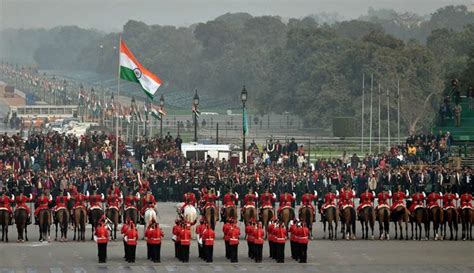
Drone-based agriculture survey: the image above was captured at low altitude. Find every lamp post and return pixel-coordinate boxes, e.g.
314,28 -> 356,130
241,85 -> 248,164
193,89 -> 199,142
63,79 -> 67,105
160,94 -> 164,138
52,75 -> 56,105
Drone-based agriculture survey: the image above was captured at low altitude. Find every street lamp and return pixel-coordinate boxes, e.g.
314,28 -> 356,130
63,79 -> 67,105
241,85 -> 248,164
193,89 -> 199,142
160,94 -> 164,138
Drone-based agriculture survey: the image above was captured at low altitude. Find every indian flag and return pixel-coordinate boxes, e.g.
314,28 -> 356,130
119,40 -> 162,99
150,105 -> 162,120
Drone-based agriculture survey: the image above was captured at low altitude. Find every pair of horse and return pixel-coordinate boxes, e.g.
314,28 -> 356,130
320,205 -> 357,241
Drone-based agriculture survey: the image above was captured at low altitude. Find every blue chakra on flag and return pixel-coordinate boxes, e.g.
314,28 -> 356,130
133,68 -> 142,79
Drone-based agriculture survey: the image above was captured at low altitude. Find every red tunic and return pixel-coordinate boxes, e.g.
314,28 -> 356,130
243,193 -> 258,207
409,193 -> 425,213
259,193 -> 275,208
245,225 -> 255,243
0,195 -> 13,214
391,191 -> 406,211
34,196 -> 51,216
296,225 -> 309,244
125,227 -> 138,245
55,196 -> 69,211
322,192 -> 337,212
141,194 -> 156,215
427,193 -> 442,209
376,192 -> 391,209
106,194 -> 121,209
172,224 -> 182,243
274,226 -> 286,244
223,193 -> 238,207
204,193 -> 219,209
223,222 -> 231,241
95,224 -> 109,244
339,190 -> 355,207
145,226 -> 164,245
179,227 -> 191,246
89,194 -> 103,209
124,195 -> 139,209
228,224 -> 240,245
201,227 -> 215,246
460,193 -> 472,209
15,195 -> 32,214
253,226 -> 265,245
279,193 -> 295,208
301,193 -> 316,211
357,191 -> 374,212
443,193 -> 458,209
73,193 -> 87,209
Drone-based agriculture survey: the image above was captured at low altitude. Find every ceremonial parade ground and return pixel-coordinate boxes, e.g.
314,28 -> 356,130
0,202 -> 472,273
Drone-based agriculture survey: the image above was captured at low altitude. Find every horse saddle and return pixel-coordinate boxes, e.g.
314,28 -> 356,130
107,206 -> 119,211
376,204 -> 390,209
244,204 -> 256,209
360,204 -> 373,209
342,204 -> 354,210
125,206 -> 137,211
413,205 -> 425,210
0,207 -> 10,211
90,205 -> 103,211
461,205 -> 473,210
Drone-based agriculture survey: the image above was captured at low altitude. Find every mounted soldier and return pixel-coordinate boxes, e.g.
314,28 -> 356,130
241,187 -> 258,224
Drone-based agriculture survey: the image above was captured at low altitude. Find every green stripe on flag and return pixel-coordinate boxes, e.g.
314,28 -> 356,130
120,66 -> 154,100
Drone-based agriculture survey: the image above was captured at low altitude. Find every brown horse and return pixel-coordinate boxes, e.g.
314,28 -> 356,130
410,207 -> 428,240
341,206 -> 356,240
392,206 -> 409,240
54,208 -> 69,242
124,206 -> 138,225
359,206 -> 375,240
243,205 -> 258,226
14,208 -> 29,242
0,210 -> 11,242
377,207 -> 390,240
224,205 -> 238,223
106,207 -> 120,240
442,208 -> 458,240
461,208 -> 473,240
322,206 -> 338,240
205,206 -> 218,230
278,207 -> 295,231
38,209 -> 51,242
73,207 -> 87,241
299,206 -> 314,239
427,206 -> 443,240
259,207 -> 274,238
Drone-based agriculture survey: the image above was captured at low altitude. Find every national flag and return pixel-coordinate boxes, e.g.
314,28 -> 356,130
243,107 -> 248,136
150,105 -> 162,120
158,106 -> 167,116
119,40 -> 162,99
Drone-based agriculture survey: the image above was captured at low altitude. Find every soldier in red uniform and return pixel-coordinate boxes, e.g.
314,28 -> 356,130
245,218 -> 256,259
259,188 -> 276,209
241,188 -> 258,221
201,222 -> 215,263
203,189 -> 219,210
427,191 -> 443,209
179,223 -> 192,262
181,192 -> 197,214
125,221 -> 138,263
0,190 -> 14,223
267,217 -> 277,259
196,218 -> 206,260
72,191 -> 88,210
357,188 -> 374,213
223,218 -> 232,259
34,191 -> 52,224
274,221 -> 287,263
141,191 -> 156,216
321,190 -> 338,213
253,222 -> 265,263
172,219 -> 182,259
460,191 -> 473,209
443,188 -> 458,210
376,190 -> 391,210
228,220 -> 241,263
296,222 -> 309,263
300,189 -> 317,221
14,191 -> 33,224
106,191 -> 122,210
54,191 -> 70,212
409,191 -> 426,215
89,191 -> 104,210
95,219 -> 109,263
391,186 -> 408,212
339,184 -> 355,209
278,192 -> 295,214
124,190 -> 139,208
222,188 -> 238,221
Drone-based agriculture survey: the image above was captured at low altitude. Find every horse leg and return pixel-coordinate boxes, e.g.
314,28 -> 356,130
73,224 -> 76,241
454,220 -> 458,241
449,221 -> 453,240
55,222 -> 58,241
394,221 -> 398,240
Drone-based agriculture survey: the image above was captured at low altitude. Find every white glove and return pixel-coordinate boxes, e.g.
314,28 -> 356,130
101,193 -> 104,200
272,193 -> 276,199
255,192 -> 259,198
455,193 -> 459,199
217,191 -> 220,196
49,194 -> 53,201
352,190 -> 356,196
86,191 -> 90,197
405,190 -> 409,196
388,190 -> 392,197
422,192 -> 426,198
314,191 -> 318,197
372,191 -> 375,197
120,193 -> 123,199
292,193 -> 296,198
235,193 -> 239,199
439,192 -> 442,196
29,194 -> 33,199
336,190 -> 340,197
11,195 -> 14,200
137,192 -> 140,199
67,192 -> 71,199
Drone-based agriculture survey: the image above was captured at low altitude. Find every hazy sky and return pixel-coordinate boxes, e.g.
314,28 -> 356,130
1,0 -> 473,31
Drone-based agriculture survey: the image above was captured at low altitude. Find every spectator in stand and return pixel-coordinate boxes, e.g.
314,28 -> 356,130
467,86 -> 474,110
454,103 -> 462,127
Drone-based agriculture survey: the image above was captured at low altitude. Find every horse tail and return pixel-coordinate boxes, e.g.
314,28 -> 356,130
80,209 -> 85,229
41,210 -> 49,233
383,208 -> 388,223
230,207 -> 235,219
249,207 -> 255,220
210,207 -> 215,230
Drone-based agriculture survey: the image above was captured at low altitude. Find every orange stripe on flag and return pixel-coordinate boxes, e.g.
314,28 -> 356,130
120,40 -> 163,85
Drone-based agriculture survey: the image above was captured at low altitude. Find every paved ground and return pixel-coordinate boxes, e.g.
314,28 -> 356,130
0,203 -> 472,273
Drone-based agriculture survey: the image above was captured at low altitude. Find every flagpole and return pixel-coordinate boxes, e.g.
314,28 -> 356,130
115,34 -> 121,178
